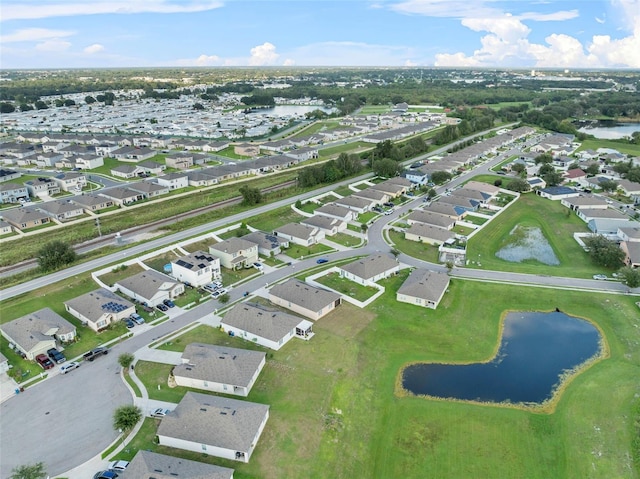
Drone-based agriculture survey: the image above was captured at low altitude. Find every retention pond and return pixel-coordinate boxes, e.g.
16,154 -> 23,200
402,311 -> 602,405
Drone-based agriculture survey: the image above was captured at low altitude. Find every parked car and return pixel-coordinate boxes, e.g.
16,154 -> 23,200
130,313 -> 145,325
592,274 -> 608,280
163,299 -> 175,308
108,460 -> 129,473
93,471 -> 118,479
123,318 -> 135,328
203,283 -> 222,293
252,262 -> 264,271
60,361 -> 80,374
83,347 -> 109,362
383,202 -> 394,208
316,258 -> 329,264
150,407 -> 171,418
36,354 -> 54,370
373,206 -> 383,213
47,348 -> 66,364
384,209 -> 394,215
211,288 -> 228,299
405,191 -> 415,197
156,303 -> 169,312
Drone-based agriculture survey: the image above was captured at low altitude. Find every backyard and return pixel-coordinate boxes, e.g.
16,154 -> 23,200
314,272 -> 379,302
124,278 -> 640,479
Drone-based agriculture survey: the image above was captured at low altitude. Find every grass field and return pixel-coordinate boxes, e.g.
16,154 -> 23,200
576,138 -> 640,157
318,141 -> 372,158
128,277 -> 640,479
357,105 -> 392,115
466,192 -> 610,277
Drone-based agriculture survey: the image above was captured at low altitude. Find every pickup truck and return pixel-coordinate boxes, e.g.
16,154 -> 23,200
83,347 -> 109,362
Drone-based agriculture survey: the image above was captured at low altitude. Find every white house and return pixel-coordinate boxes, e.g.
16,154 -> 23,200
115,270 -> 184,306
338,253 -> 399,286
157,392 -> 269,463
274,223 -> 325,246
170,251 -> 221,287
268,278 -> 342,321
396,269 -> 450,309
172,343 -> 266,397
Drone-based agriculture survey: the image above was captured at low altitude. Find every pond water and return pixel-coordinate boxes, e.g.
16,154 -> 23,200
577,121 -> 640,140
246,105 -> 337,116
495,225 -> 559,265
402,311 -> 601,404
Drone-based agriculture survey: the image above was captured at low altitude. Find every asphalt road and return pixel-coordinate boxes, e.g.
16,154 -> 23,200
2,125 -> 635,478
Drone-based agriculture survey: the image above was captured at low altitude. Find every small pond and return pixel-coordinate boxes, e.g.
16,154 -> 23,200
576,120 -> 640,140
496,225 -> 559,265
402,311 -> 601,404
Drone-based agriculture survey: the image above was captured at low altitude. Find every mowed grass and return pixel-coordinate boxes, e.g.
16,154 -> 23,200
130,278 -> 639,479
576,138 -> 640,157
466,192 -> 607,278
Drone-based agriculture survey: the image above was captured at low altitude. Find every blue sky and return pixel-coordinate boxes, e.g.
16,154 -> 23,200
1,0 -> 639,69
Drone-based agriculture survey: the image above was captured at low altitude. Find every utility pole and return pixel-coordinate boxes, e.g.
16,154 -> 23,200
95,217 -> 102,237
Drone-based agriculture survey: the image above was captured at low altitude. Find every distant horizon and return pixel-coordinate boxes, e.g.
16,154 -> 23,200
1,0 -> 639,70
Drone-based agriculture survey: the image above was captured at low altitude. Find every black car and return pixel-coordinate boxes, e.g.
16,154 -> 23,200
47,348 -> 66,364
156,303 -> 169,312
123,318 -> 135,328
383,202 -> 394,207
140,303 -> 154,313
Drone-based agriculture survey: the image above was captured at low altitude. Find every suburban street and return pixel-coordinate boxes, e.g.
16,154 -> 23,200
1,125 -> 636,478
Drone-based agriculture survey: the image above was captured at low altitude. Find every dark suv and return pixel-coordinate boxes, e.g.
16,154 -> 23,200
47,348 -> 66,364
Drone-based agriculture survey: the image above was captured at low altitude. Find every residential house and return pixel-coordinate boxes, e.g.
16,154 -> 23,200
621,241 -> 640,268
128,181 -> 170,199
110,146 -> 155,161
38,200 -> 85,221
187,170 -> 219,187
156,172 -> 189,190
451,188 -> 493,206
170,250 -> 221,287
405,222 -> 455,245
110,164 -> 141,179
274,222 -> 325,246
1,207 -> 50,230
0,182 -> 29,204
70,193 -> 114,212
64,288 -> 135,332
563,168 -> 588,186
536,186 -> 581,201
53,172 -> 87,192
165,153 -> 194,169
527,177 -> 546,190
157,392 -> 269,463
210,237 -> 259,270
333,195 -> 373,213
314,203 -> 357,223
0,220 -> 13,235
101,187 -> 144,206
138,160 -> 165,175
0,169 -> 21,183
561,195 -> 608,211
463,181 -> 501,197
234,143 -> 260,157
0,308 -> 76,360
617,179 -> 640,203
121,450 -> 234,479
396,269 -> 450,309
115,269 -> 184,306
437,194 -> 480,212
338,253 -> 399,286
221,302 -> 314,351
172,343 -> 266,397
269,278 -> 342,320
422,203 -> 467,221
406,210 -> 456,229
370,181 -> 407,198
241,231 -> 289,257
351,188 -> 389,206
577,208 -> 633,235
300,215 -> 347,236
25,177 -> 60,197
35,152 -> 64,168
284,146 -> 318,162
618,226 -> 640,243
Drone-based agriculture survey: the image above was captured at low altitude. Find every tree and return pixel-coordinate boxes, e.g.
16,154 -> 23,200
113,405 -> 142,432
619,266 -> 640,289
505,178 -> 530,192
193,102 -> 205,110
10,463 -> 46,479
0,102 -> 15,113
598,179 -> 618,192
372,158 -> 402,178
494,179 -> 503,187
511,163 -> 526,175
360,223 -> 368,233
239,185 -> 262,206
390,248 -> 400,258
37,240 -> 77,272
85,95 -> 96,104
430,170 -> 452,184
34,100 -> 48,110
583,235 -> 625,268
218,293 -> 230,304
542,170 -> 564,187
534,153 -> 553,164
538,163 -> 555,176
118,353 -> 134,369
585,163 -> 600,176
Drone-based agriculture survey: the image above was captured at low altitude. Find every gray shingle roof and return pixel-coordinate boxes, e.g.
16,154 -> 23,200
406,223 -> 454,243
269,278 -> 341,314
397,269 -> 450,303
0,308 -> 75,351
339,253 -> 398,280
407,210 -> 454,229
334,196 -> 372,210
210,237 -> 257,255
115,269 -> 179,300
352,188 -> 387,201
300,214 -> 342,230
157,392 -> 269,451
174,343 -> 265,387
221,302 -> 305,342
275,222 -> 316,241
64,288 -> 134,323
121,450 -> 234,479
241,231 -> 288,251
172,250 -> 217,272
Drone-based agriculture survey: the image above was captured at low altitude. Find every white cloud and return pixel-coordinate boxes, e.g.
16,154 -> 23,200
248,42 -> 280,66
595,15 -> 606,24
404,59 -> 418,66
83,43 -> 105,54
518,10 -> 579,21
283,58 -> 296,66
0,28 -> 74,43
35,39 -> 72,52
1,0 -> 223,21
391,0 -> 502,19
175,53 -> 222,66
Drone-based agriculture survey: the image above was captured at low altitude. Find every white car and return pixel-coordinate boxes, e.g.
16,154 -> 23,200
150,408 -> 171,418
59,361 -> 80,374
592,274 -> 607,280
212,288 -> 228,299
108,460 -> 129,472
252,262 -> 264,271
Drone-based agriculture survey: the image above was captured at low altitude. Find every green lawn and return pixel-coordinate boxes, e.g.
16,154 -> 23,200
290,120 -> 341,138
328,232 -> 363,248
129,278 -> 640,479
466,192 -> 612,277
576,138 -> 640,157
315,271 -> 379,302
245,205 -> 305,232
463,214 -> 489,226
216,146 -> 254,160
358,211 -> 379,223
357,105 -> 392,115
283,242 -> 333,259
451,224 -> 475,236
389,230 -> 441,264
318,141 -> 372,158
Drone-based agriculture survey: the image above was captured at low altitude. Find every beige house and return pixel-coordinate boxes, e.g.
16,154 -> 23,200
123,451 -> 234,479
300,215 -> 347,236
209,237 -> 259,270
269,278 -> 342,321
0,308 -> 76,360
157,392 -> 269,463
396,269 -> 450,309
116,270 -> 184,306
1,207 -> 51,230
339,253 -> 399,286
172,343 -> 266,397
274,222 -> 325,246
64,288 -> 135,332
405,222 -> 455,245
